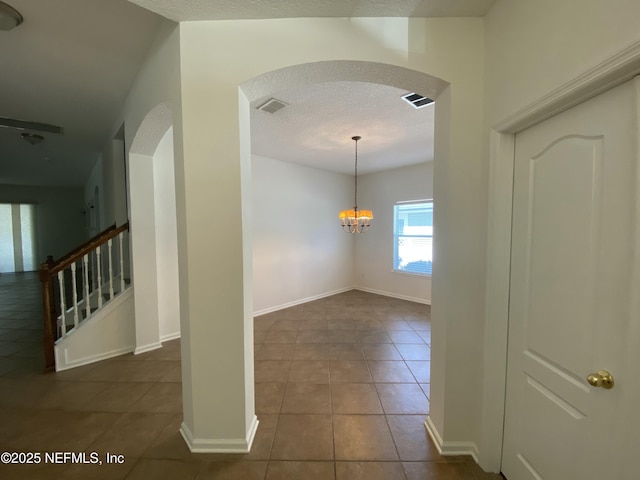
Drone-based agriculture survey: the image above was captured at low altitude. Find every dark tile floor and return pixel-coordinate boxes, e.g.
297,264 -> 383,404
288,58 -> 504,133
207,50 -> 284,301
0,272 -> 502,479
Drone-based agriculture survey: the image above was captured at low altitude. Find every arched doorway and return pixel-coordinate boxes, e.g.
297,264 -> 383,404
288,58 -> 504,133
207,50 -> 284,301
127,102 -> 181,354
199,58 -> 451,452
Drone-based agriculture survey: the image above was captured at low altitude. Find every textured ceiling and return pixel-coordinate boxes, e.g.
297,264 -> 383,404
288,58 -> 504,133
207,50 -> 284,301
244,61 -> 445,174
129,0 -> 497,22
251,81 -> 435,175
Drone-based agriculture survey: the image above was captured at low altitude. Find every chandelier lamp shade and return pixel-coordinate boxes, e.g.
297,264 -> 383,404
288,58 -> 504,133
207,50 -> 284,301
339,136 -> 373,233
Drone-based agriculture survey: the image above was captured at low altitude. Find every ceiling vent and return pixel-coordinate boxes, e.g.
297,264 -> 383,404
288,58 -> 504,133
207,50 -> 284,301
0,116 -> 64,135
402,92 -> 434,109
257,98 -> 288,114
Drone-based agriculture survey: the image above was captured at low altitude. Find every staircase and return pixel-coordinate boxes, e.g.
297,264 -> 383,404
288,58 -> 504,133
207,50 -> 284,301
58,277 -> 131,332
39,223 -> 133,372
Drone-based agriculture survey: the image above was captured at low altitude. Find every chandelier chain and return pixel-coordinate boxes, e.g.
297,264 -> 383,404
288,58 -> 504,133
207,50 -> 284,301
354,136 -> 358,210
339,135 -> 372,233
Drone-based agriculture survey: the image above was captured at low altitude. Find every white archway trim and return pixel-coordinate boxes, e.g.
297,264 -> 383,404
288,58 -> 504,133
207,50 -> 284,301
129,101 -> 173,156
480,38 -> 640,472
240,58 -> 450,456
239,60 -> 448,104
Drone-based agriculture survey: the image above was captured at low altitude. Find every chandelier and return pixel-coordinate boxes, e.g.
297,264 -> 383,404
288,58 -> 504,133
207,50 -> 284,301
339,136 -> 373,233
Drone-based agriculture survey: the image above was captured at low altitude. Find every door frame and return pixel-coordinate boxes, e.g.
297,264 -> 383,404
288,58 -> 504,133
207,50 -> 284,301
479,39 -> 640,473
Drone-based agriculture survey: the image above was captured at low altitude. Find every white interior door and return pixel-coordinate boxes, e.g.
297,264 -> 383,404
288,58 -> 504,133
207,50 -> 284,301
501,78 -> 640,480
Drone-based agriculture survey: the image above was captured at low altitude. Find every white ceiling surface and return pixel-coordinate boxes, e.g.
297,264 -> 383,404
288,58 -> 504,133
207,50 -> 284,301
129,0 -> 497,22
0,0 -> 163,187
1,0 -> 497,188
251,81 -> 434,175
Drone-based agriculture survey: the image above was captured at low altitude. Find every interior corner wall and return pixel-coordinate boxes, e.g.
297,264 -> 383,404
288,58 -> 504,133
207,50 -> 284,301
0,184 -> 85,264
252,155 -> 354,314
355,162 -> 433,304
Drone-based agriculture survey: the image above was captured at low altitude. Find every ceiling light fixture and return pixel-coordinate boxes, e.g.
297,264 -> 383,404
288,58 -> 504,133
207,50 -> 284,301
0,1 -> 23,31
21,133 -> 44,145
339,136 -> 373,233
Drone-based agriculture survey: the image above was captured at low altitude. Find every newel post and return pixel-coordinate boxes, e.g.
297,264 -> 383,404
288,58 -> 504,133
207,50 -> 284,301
40,255 -> 56,372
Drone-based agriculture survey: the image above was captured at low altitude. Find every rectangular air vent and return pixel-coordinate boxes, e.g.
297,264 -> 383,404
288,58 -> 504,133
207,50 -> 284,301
257,98 -> 288,114
402,92 -> 434,109
0,116 -> 64,135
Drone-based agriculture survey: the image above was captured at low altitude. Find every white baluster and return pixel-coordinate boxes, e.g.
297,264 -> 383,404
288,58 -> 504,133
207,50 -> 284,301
83,254 -> 90,320
96,245 -> 103,308
71,262 -> 79,329
57,270 -> 66,337
93,249 -> 98,294
108,238 -> 114,300
119,231 -> 125,292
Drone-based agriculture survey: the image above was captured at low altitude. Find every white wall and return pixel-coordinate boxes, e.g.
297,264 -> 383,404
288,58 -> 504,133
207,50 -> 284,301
112,137 -> 128,226
355,162 -> 433,304
99,136 -> 128,228
252,155 -> 354,314
0,184 -> 85,263
153,127 -> 180,341
485,0 -> 640,125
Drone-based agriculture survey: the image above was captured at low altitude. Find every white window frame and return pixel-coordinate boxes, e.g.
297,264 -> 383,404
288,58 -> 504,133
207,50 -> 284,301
392,200 -> 433,277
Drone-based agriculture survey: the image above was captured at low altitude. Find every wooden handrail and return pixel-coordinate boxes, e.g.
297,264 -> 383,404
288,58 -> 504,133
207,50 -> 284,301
49,223 -> 129,276
40,222 -> 130,372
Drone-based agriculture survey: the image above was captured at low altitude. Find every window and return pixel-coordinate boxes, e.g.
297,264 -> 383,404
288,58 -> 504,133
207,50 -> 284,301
393,201 -> 433,276
0,203 -> 37,273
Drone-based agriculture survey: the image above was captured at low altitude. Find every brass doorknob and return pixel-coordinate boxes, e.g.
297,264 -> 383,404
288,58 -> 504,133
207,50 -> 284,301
586,370 -> 615,389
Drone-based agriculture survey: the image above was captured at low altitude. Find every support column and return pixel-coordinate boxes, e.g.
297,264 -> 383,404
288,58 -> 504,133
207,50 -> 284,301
175,87 -> 256,453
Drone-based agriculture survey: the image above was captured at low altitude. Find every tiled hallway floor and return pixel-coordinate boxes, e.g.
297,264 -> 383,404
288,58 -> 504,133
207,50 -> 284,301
0,272 -> 501,479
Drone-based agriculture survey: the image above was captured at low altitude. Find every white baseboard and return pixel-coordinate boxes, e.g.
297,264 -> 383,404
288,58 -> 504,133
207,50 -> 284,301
134,341 -> 163,355
161,331 -> 181,342
425,416 -> 479,462
180,416 -> 259,453
56,344 -> 134,372
253,286 -> 354,316
354,286 -> 431,305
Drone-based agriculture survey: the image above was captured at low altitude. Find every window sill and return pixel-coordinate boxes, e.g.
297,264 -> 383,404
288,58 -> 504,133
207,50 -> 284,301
391,270 -> 432,278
